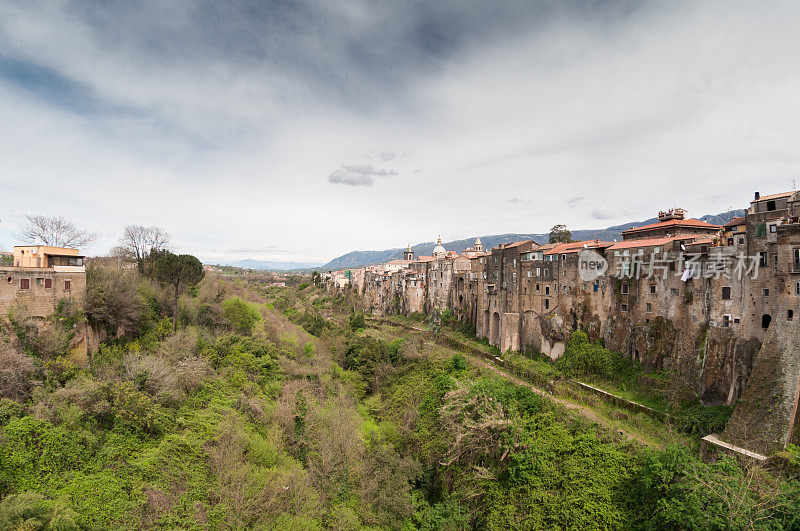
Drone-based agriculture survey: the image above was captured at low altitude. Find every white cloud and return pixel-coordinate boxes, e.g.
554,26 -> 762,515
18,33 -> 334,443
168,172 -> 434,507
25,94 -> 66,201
328,164 -> 398,186
1,1 -> 799,263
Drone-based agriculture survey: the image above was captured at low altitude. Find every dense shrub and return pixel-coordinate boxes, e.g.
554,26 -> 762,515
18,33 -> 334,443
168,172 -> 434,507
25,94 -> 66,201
222,297 -> 262,335
555,331 -> 632,380
349,312 -> 366,332
0,342 -> 35,403
0,416 -> 92,496
84,263 -> 144,336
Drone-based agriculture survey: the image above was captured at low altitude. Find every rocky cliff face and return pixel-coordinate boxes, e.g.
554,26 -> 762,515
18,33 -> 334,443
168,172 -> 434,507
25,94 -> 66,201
722,319 -> 800,454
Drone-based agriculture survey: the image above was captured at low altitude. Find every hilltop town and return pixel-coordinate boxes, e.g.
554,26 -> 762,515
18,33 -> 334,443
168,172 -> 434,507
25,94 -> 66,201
327,189 -> 800,456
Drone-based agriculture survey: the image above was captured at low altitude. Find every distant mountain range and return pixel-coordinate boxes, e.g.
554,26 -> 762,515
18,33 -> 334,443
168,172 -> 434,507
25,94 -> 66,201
320,209 -> 745,271
211,259 -> 325,271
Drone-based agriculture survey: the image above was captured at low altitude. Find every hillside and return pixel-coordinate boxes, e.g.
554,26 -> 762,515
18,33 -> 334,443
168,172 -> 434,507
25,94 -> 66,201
321,209 -> 745,270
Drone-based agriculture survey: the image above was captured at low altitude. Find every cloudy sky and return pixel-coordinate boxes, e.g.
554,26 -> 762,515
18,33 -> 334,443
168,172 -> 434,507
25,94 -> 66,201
1,0 -> 799,264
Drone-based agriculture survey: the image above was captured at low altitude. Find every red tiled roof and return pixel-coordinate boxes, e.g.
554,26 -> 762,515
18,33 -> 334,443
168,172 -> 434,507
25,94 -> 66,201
752,191 -> 795,202
606,236 -> 696,250
724,216 -> 746,228
621,218 -> 721,236
543,240 -> 613,255
503,240 -> 532,249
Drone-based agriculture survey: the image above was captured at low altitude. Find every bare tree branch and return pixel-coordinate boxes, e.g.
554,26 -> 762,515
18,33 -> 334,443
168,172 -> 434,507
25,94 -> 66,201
117,225 -> 170,273
19,214 -> 98,248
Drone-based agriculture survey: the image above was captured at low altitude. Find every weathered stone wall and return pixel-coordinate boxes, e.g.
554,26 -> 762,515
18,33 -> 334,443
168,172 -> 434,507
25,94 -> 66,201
722,319 -> 800,454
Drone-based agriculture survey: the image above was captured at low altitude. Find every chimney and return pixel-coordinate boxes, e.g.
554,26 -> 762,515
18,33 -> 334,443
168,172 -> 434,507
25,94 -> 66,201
755,192 -> 760,200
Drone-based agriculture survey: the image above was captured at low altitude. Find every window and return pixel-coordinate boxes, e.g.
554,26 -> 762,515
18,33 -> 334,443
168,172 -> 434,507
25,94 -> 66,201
527,271 -> 532,277
545,299 -> 550,309
763,288 -> 769,297
44,278 -> 52,288
796,282 -> 800,295
564,285 -> 568,292
727,238 -> 734,246
722,286 -> 731,300
536,284 -> 540,291
513,259 -> 517,268
734,318 -> 740,324
722,315 -> 731,327
19,278 -> 30,290
621,303 -> 628,312
762,314 -> 772,329
794,248 -> 800,271
545,286 -> 550,295
671,288 -> 679,295
646,303 -> 652,312
65,280 -> 72,291
738,237 -> 745,245
621,282 -> 629,295
512,273 -> 517,283
36,277 -> 43,285
788,310 -> 794,321
649,285 -> 656,294
770,224 -> 777,233
767,200 -> 776,211
561,254 -> 566,260
536,267 -> 541,276
593,281 -> 599,292
759,252 -> 768,267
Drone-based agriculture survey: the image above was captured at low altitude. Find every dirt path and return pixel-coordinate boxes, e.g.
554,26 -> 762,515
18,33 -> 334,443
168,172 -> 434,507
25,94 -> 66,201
376,317 -> 661,448
466,355 -> 657,448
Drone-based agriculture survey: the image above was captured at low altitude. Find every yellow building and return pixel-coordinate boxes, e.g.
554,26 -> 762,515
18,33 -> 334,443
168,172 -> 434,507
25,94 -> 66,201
13,245 -> 85,270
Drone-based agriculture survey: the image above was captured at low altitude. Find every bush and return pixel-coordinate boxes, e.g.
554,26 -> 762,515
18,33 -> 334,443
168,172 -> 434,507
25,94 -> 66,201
446,353 -> 468,373
0,342 -> 35,403
0,491 -> 78,530
555,331 -> 631,381
222,297 -> 262,335
0,398 -> 24,427
84,263 -> 144,336
0,416 -> 92,496
349,312 -> 366,332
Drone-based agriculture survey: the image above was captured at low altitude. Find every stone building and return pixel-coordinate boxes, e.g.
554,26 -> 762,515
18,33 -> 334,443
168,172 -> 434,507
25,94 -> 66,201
0,245 -> 86,317
329,191 -> 800,450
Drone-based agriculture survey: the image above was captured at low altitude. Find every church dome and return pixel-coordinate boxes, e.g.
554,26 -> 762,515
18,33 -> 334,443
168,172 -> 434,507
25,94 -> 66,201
433,235 -> 446,258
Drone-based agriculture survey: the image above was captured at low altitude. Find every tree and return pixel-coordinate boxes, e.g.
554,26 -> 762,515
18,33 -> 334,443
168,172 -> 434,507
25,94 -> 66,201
19,214 -> 98,248
83,263 -> 144,336
116,225 -> 170,274
222,297 -> 262,334
548,224 -> 574,244
153,253 -> 205,330
311,271 -> 321,287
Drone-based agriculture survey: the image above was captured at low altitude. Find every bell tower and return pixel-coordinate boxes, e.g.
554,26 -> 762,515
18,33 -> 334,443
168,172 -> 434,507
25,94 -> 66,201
403,243 -> 414,261
474,237 -> 483,252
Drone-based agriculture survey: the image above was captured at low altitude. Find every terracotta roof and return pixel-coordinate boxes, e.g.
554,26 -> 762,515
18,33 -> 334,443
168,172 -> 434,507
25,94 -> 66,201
543,240 -> 613,255
607,236 -> 697,250
621,218 -> 721,236
752,191 -> 795,202
723,216 -> 746,228
503,240 -> 532,249
386,260 -> 411,266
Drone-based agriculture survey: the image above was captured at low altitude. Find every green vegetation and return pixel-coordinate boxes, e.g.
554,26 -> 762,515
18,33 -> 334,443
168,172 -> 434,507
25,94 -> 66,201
2,276 -> 799,529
